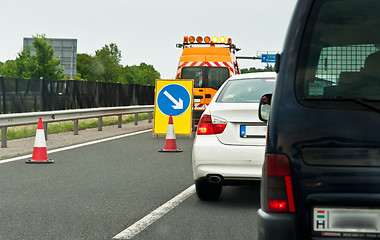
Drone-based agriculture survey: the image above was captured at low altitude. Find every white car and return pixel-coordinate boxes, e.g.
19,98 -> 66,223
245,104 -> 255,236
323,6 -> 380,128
192,72 -> 276,200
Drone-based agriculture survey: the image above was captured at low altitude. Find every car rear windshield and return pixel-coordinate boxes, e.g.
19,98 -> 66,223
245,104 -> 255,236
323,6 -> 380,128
296,0 -> 380,109
181,67 -> 230,89
216,77 -> 276,103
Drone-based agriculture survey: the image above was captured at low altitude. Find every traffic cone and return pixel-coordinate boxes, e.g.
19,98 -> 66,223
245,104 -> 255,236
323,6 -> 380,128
27,117 -> 54,164
159,114 -> 182,152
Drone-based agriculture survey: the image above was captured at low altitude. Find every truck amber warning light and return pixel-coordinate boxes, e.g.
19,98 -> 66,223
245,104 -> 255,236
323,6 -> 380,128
176,36 -> 234,48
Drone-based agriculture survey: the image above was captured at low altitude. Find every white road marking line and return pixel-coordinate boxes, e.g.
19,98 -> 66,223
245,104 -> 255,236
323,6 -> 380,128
0,129 -> 152,164
113,185 -> 196,239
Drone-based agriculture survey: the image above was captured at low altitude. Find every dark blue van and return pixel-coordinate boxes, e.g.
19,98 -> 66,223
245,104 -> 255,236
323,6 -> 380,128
258,0 -> 380,239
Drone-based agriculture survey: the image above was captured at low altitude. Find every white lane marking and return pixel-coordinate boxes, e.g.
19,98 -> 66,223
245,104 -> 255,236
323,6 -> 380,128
113,185 -> 196,239
0,129 -> 152,164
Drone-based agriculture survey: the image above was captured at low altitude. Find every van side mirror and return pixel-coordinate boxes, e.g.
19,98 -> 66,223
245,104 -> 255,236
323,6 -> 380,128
259,94 -> 273,122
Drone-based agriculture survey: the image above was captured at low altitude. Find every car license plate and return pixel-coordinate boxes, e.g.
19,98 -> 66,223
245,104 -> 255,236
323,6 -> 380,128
240,125 -> 266,138
313,207 -> 380,238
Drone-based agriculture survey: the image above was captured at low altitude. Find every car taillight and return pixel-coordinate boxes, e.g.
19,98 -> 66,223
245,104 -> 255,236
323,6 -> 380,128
265,154 -> 295,213
197,114 -> 227,135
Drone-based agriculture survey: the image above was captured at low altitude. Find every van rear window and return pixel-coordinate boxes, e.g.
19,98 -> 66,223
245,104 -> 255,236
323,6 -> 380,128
296,0 -> 380,109
216,78 -> 275,103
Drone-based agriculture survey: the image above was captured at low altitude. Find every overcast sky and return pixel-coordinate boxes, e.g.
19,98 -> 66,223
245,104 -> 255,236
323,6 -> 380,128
1,0 -> 297,79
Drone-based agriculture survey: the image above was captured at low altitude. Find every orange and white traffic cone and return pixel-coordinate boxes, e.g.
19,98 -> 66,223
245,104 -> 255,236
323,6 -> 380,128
159,114 -> 182,152
26,117 -> 54,164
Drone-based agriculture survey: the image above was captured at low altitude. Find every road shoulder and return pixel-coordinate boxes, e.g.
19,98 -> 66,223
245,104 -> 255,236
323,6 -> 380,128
1,120 -> 153,159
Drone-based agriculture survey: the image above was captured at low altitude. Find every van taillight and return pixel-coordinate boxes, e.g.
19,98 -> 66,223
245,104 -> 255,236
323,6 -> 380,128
197,114 -> 227,135
265,154 -> 295,213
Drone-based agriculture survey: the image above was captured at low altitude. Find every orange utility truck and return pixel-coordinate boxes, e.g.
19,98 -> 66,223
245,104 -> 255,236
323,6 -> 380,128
176,36 -> 240,125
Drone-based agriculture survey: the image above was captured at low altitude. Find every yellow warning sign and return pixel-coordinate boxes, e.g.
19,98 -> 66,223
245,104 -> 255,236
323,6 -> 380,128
153,79 -> 193,135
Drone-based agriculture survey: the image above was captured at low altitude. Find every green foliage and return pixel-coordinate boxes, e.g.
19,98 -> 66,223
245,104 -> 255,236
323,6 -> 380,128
124,63 -> 160,85
32,34 -> 65,80
77,44 -> 124,83
95,43 -> 124,83
240,64 -> 275,74
1,60 -> 18,78
77,53 -> 104,81
77,44 -> 160,85
0,34 -> 65,80
1,48 -> 35,78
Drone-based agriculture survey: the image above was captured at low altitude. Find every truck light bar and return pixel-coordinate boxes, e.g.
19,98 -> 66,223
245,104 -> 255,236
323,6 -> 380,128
176,35 -> 237,50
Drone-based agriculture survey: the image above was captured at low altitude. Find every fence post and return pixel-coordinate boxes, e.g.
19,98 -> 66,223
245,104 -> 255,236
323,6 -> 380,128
43,122 -> 48,140
98,117 -> 102,131
1,127 -> 7,148
134,113 -> 138,125
0,76 -> 5,114
74,119 -> 79,135
148,112 -> 152,123
118,115 -> 122,128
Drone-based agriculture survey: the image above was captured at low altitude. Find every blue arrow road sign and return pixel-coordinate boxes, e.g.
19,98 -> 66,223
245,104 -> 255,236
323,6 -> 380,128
157,84 -> 191,117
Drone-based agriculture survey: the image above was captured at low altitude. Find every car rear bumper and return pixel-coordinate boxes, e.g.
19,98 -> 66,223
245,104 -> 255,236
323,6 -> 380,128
192,135 -> 265,180
257,209 -> 299,240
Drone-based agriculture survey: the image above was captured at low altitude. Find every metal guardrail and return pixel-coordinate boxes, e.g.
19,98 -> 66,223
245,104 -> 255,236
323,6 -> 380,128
0,105 -> 154,148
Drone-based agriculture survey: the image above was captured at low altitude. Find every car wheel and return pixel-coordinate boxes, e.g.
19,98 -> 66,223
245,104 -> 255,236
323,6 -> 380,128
195,180 -> 222,201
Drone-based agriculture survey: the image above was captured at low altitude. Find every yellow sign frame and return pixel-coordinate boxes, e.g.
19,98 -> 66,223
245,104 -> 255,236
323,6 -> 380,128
153,79 -> 193,136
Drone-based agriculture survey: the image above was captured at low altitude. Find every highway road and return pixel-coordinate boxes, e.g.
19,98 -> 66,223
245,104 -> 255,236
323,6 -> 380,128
0,130 -> 260,239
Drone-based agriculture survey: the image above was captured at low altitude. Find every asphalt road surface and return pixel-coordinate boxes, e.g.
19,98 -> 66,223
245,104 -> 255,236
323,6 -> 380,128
0,128 -> 260,239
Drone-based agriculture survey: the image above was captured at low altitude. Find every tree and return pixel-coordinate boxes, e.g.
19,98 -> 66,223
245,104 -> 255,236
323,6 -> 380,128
0,47 -> 35,78
76,53 -> 92,80
0,34 -> 65,80
77,44 -> 124,82
0,60 -> 17,78
95,43 -> 124,83
76,43 -> 161,85
137,63 -> 160,85
31,34 -> 65,80
77,53 -> 105,81
240,64 -> 275,74
124,63 -> 160,85
123,64 -> 139,84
